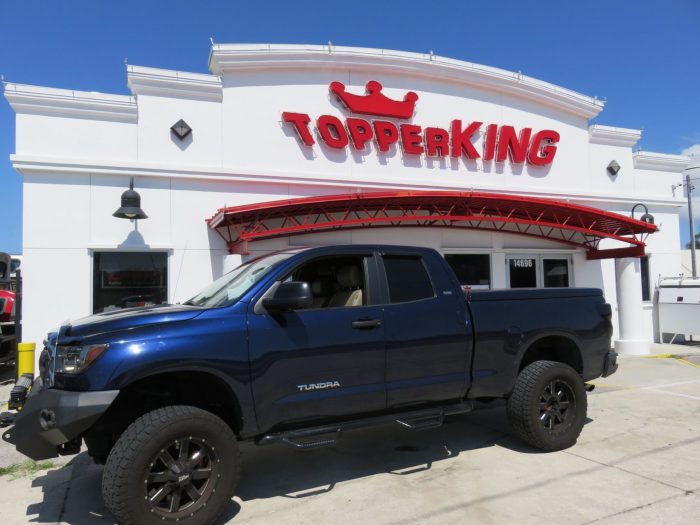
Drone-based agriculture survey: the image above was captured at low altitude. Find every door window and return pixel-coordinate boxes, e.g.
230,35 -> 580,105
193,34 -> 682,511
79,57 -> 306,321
382,255 -> 435,303
93,252 -> 168,313
289,255 -> 369,309
508,257 -> 537,288
542,258 -> 570,288
506,255 -> 572,288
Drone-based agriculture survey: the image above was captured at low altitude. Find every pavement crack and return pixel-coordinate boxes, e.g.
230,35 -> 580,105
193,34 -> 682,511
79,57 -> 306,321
563,449 -> 689,493
580,492 -> 691,524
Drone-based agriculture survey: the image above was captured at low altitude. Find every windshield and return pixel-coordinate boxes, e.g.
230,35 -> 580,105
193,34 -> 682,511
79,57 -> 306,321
184,252 -> 292,307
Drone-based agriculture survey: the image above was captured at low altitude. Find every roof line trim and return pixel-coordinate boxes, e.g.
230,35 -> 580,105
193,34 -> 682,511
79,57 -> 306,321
208,44 -> 604,119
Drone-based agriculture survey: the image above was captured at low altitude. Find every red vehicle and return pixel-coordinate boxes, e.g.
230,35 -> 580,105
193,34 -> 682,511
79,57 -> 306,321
0,289 -> 15,322
0,253 -> 17,363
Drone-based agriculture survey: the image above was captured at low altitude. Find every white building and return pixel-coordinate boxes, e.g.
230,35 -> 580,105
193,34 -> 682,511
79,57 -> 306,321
3,44 -> 690,355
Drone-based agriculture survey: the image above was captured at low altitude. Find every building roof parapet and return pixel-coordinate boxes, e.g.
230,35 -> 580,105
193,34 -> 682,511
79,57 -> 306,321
588,124 -> 642,147
126,65 -> 222,102
208,43 -> 605,119
3,82 -> 137,122
633,151 -> 690,172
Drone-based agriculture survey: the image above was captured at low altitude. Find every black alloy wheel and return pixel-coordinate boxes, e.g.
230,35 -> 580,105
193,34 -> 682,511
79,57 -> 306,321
507,360 -> 587,451
538,380 -> 575,431
144,436 -> 220,519
102,405 -> 240,525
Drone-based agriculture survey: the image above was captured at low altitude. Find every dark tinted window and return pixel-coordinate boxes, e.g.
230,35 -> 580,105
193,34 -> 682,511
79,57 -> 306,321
509,258 -> 537,288
93,252 -> 168,313
444,254 -> 490,287
543,259 -> 570,288
383,255 -> 434,303
641,256 -> 650,301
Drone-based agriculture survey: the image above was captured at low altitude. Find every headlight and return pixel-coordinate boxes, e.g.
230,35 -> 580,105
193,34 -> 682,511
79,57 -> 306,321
55,344 -> 109,374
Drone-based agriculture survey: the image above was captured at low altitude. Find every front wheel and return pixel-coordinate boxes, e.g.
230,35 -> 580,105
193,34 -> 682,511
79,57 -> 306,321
507,360 -> 587,451
102,405 -> 240,525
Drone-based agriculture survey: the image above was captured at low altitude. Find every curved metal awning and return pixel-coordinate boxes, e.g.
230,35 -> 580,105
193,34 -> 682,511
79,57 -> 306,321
207,191 -> 656,259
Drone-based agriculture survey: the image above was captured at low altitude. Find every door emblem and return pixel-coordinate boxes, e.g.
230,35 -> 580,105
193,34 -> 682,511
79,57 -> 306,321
297,381 -> 341,392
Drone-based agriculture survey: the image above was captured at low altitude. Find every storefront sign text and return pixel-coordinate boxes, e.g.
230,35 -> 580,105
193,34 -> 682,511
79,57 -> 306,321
282,80 -> 560,166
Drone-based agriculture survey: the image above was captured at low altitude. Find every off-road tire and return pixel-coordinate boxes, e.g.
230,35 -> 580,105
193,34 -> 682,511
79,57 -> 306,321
507,360 -> 587,451
102,405 -> 240,525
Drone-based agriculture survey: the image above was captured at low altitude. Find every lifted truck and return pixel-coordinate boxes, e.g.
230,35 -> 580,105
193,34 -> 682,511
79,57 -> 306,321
3,245 -> 617,525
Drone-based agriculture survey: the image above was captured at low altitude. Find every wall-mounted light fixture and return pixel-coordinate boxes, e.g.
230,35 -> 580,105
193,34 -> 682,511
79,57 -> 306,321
171,119 -> 192,140
607,160 -> 621,176
113,177 -> 148,220
631,203 -> 654,225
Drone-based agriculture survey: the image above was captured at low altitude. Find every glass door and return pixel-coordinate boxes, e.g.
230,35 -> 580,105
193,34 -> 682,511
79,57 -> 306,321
542,257 -> 571,288
506,255 -> 572,289
507,256 -> 538,288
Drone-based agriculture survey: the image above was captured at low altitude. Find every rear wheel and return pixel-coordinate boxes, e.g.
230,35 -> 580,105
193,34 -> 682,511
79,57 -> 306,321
102,405 -> 240,525
507,360 -> 587,451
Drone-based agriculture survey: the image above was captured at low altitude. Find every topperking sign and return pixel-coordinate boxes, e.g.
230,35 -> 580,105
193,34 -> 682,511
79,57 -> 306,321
282,80 -> 560,166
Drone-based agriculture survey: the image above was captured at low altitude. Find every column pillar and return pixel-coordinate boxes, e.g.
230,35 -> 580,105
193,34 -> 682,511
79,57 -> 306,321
614,257 -> 649,355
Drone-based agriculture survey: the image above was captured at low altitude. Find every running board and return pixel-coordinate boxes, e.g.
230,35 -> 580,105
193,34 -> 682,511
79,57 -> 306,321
256,401 -> 474,449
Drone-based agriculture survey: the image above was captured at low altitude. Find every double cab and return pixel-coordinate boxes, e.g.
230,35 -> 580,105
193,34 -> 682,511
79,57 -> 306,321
4,245 -> 617,525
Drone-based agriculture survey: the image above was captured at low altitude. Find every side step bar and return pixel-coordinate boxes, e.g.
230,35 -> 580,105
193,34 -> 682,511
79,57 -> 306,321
256,401 -> 474,450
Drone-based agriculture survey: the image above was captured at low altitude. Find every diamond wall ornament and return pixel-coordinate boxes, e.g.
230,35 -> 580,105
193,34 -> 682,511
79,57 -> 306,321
607,160 -> 621,176
171,119 -> 192,140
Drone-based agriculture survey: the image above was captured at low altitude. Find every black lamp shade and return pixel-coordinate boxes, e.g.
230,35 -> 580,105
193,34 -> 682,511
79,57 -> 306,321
113,178 -> 148,219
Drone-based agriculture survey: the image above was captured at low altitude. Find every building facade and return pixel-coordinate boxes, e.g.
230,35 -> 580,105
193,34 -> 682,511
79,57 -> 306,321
4,44 -> 690,355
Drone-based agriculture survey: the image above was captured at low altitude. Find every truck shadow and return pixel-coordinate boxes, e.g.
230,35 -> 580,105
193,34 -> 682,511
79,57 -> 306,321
234,405 -> 523,504
26,405 -> 553,524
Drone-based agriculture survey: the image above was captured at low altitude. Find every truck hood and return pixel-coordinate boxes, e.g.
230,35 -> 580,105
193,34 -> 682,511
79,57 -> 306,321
64,304 -> 204,339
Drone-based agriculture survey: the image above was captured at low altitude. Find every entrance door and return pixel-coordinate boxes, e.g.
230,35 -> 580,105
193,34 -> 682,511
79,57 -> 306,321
506,255 -> 573,288
247,253 -> 386,432
507,256 -> 538,288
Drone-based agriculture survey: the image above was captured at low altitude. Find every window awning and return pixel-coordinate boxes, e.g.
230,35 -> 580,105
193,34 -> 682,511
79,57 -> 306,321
207,191 -> 656,259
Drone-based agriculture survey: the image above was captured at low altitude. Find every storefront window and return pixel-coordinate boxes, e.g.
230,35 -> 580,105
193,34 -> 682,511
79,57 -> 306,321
543,258 -> 570,288
444,254 -> 491,289
640,256 -> 650,301
93,252 -> 168,313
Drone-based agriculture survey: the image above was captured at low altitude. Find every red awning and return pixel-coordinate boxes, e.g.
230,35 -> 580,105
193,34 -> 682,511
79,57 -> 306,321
207,191 -> 656,259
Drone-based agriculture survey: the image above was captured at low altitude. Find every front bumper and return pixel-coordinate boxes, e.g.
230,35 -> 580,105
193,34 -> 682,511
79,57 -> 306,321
2,380 -> 118,460
602,350 -> 618,377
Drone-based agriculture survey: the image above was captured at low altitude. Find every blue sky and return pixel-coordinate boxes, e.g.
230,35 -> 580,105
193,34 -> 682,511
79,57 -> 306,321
1,0 -> 699,254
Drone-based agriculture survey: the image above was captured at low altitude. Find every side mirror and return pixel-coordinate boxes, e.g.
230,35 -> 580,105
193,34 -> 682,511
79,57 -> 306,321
262,281 -> 313,311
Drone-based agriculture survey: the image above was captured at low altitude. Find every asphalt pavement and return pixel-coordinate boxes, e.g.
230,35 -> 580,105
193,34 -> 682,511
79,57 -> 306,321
1,344 -> 699,524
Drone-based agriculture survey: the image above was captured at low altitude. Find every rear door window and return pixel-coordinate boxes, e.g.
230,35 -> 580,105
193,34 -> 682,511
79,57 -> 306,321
382,255 -> 435,303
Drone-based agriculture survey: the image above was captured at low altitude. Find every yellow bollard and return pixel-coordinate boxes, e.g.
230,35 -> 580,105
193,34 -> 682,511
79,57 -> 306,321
17,342 -> 36,379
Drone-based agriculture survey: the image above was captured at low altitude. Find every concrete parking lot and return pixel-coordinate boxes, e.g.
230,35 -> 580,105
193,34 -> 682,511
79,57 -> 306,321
1,345 -> 699,525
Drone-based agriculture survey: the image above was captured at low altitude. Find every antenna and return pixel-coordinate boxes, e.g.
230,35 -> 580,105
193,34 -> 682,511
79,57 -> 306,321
172,241 -> 188,303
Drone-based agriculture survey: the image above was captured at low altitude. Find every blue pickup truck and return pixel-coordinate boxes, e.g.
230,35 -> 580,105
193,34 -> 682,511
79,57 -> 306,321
3,245 -> 617,525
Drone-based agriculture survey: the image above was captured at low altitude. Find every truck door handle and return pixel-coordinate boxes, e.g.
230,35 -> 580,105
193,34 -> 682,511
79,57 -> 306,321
351,318 -> 382,329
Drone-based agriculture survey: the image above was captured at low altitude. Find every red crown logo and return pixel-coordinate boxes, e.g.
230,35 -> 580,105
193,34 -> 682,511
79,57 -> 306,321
330,80 -> 418,120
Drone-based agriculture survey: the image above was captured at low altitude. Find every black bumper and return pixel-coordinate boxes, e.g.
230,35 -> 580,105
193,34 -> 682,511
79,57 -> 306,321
2,381 -> 119,460
602,351 -> 618,377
